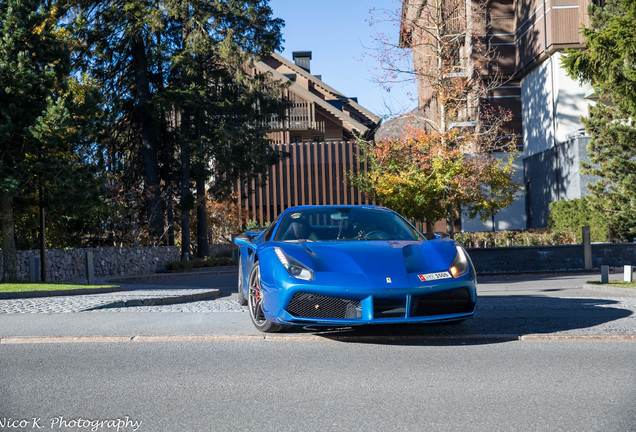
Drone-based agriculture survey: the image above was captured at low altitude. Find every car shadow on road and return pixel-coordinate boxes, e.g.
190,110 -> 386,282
278,295 -> 633,346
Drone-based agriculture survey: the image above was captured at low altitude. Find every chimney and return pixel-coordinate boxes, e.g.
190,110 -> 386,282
292,51 -> 312,73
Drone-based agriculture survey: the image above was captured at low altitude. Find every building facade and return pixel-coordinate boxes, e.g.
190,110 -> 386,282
399,0 -> 598,231
236,51 -> 382,226
254,51 -> 380,144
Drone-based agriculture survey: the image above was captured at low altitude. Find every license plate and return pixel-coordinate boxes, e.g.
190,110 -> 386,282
418,272 -> 452,281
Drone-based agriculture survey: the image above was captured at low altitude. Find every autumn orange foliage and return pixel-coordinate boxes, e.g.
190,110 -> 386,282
354,124 -> 520,228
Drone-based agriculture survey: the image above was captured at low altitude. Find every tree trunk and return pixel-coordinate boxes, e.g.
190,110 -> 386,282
446,203 -> 455,239
131,34 -> 164,243
196,176 -> 209,258
39,198 -> 46,282
1,191 -> 17,282
180,116 -> 191,261
166,185 -> 175,247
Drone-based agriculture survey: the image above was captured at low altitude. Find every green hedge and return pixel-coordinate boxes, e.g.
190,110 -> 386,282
548,197 -> 608,243
454,197 -> 612,248
454,229 -> 579,248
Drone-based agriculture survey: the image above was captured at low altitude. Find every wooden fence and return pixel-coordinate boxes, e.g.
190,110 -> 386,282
236,141 -> 371,226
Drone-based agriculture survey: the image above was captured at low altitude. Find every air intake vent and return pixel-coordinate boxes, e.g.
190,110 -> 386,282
286,292 -> 361,319
373,297 -> 406,318
411,288 -> 473,317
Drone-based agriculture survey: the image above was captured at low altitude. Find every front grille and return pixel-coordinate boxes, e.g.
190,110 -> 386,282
373,297 -> 406,318
285,292 -> 361,319
411,288 -> 473,317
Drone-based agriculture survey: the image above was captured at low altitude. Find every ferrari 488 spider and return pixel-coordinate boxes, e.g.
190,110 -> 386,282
234,205 -> 477,332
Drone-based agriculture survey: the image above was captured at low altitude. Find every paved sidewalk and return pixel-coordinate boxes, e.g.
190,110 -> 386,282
0,267 -> 237,314
0,287 -> 223,314
1,269 -> 635,342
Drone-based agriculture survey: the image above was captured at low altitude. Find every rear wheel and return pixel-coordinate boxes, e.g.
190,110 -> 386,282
247,263 -> 282,332
237,257 -> 247,306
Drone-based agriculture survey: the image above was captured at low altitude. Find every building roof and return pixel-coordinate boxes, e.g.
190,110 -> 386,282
253,52 -> 381,138
374,108 -> 428,141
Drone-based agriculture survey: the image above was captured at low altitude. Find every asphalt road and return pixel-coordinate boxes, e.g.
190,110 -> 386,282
1,271 -> 635,340
1,271 -> 635,431
1,340 -> 635,432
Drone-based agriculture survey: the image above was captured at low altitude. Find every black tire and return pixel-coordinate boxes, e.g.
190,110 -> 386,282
247,262 -> 282,333
237,256 -> 247,306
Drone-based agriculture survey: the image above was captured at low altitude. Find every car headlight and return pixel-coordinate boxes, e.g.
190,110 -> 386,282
449,245 -> 469,278
274,247 -> 314,281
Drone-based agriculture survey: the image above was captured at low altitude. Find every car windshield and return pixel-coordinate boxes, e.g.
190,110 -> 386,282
273,207 -> 425,242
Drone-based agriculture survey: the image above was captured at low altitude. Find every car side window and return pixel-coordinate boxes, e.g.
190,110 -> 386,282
262,215 -> 281,242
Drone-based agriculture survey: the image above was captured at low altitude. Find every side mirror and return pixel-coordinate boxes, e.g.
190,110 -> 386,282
423,232 -> 449,240
234,233 -> 255,248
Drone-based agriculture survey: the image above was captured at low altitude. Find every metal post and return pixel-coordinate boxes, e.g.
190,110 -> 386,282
85,251 -> 95,285
29,256 -> 40,282
625,265 -> 634,283
582,226 -> 592,270
601,265 -> 609,284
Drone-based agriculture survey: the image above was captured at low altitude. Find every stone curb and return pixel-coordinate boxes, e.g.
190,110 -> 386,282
582,283 -> 636,296
0,286 -> 124,300
2,333 -> 635,344
87,290 -> 221,310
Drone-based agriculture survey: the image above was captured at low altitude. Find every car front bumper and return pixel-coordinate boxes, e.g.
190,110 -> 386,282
263,275 -> 477,326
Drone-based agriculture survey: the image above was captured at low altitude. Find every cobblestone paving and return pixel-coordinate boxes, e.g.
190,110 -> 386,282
3,290 -> 635,316
0,289 -> 247,314
105,299 -> 248,313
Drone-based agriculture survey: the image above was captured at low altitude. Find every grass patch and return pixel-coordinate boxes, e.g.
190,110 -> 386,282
0,283 -> 118,293
587,281 -> 636,289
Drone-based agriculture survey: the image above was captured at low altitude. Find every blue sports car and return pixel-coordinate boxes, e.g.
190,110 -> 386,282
234,205 -> 477,332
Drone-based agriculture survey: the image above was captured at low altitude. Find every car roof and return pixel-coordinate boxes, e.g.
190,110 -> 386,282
280,204 -> 392,213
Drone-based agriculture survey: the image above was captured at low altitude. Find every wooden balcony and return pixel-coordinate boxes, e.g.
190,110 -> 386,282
269,99 -> 325,132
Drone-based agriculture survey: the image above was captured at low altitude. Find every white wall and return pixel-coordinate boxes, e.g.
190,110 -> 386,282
522,59 -> 554,157
522,52 -> 593,158
461,152 -> 526,231
554,52 -> 595,142
464,52 -> 593,232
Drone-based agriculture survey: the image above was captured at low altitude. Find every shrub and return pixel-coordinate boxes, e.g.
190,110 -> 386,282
245,219 -> 267,231
548,196 -> 608,242
456,229 -> 581,248
453,232 -> 471,248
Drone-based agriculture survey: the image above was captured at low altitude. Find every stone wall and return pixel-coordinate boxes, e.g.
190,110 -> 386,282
0,247 -> 180,283
468,243 -> 636,274
2,243 -> 633,281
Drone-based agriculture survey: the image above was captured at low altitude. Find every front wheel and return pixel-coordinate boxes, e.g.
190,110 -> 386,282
247,263 -> 282,332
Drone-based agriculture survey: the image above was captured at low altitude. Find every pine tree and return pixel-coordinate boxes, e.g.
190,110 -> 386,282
66,0 -> 287,253
562,0 -> 636,241
0,0 -> 103,281
162,0 -> 287,258
65,0 -> 167,242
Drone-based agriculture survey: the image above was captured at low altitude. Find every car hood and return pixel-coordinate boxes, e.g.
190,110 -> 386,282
275,239 -> 460,286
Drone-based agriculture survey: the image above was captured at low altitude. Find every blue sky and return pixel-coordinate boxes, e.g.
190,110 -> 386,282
268,0 -> 417,119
